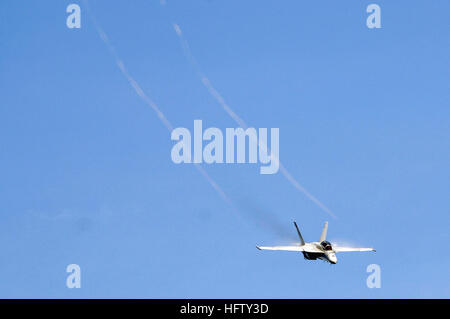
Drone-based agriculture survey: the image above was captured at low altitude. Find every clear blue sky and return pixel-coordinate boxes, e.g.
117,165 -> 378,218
0,0 -> 449,298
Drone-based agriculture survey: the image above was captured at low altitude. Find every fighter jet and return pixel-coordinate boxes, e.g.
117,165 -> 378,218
256,221 -> 375,264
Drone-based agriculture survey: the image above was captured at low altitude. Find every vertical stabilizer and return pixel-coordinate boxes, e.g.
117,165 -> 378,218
320,221 -> 328,242
293,221 -> 305,246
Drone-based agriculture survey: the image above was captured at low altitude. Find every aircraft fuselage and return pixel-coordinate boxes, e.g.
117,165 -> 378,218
302,242 -> 337,264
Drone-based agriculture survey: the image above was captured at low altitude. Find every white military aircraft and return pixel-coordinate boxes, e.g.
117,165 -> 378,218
256,221 -> 375,264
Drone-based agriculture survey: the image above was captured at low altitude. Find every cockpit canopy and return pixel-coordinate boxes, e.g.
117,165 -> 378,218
320,240 -> 333,251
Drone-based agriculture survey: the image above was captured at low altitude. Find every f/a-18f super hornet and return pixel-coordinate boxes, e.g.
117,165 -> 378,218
256,221 -> 375,264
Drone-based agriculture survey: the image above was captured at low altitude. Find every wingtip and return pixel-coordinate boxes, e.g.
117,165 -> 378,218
256,245 -> 261,250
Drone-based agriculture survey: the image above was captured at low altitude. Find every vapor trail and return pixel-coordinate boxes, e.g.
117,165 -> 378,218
171,22 -> 336,219
83,1 -> 234,208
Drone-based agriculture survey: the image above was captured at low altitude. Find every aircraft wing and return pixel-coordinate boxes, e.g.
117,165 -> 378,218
333,246 -> 376,253
256,245 -> 322,253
